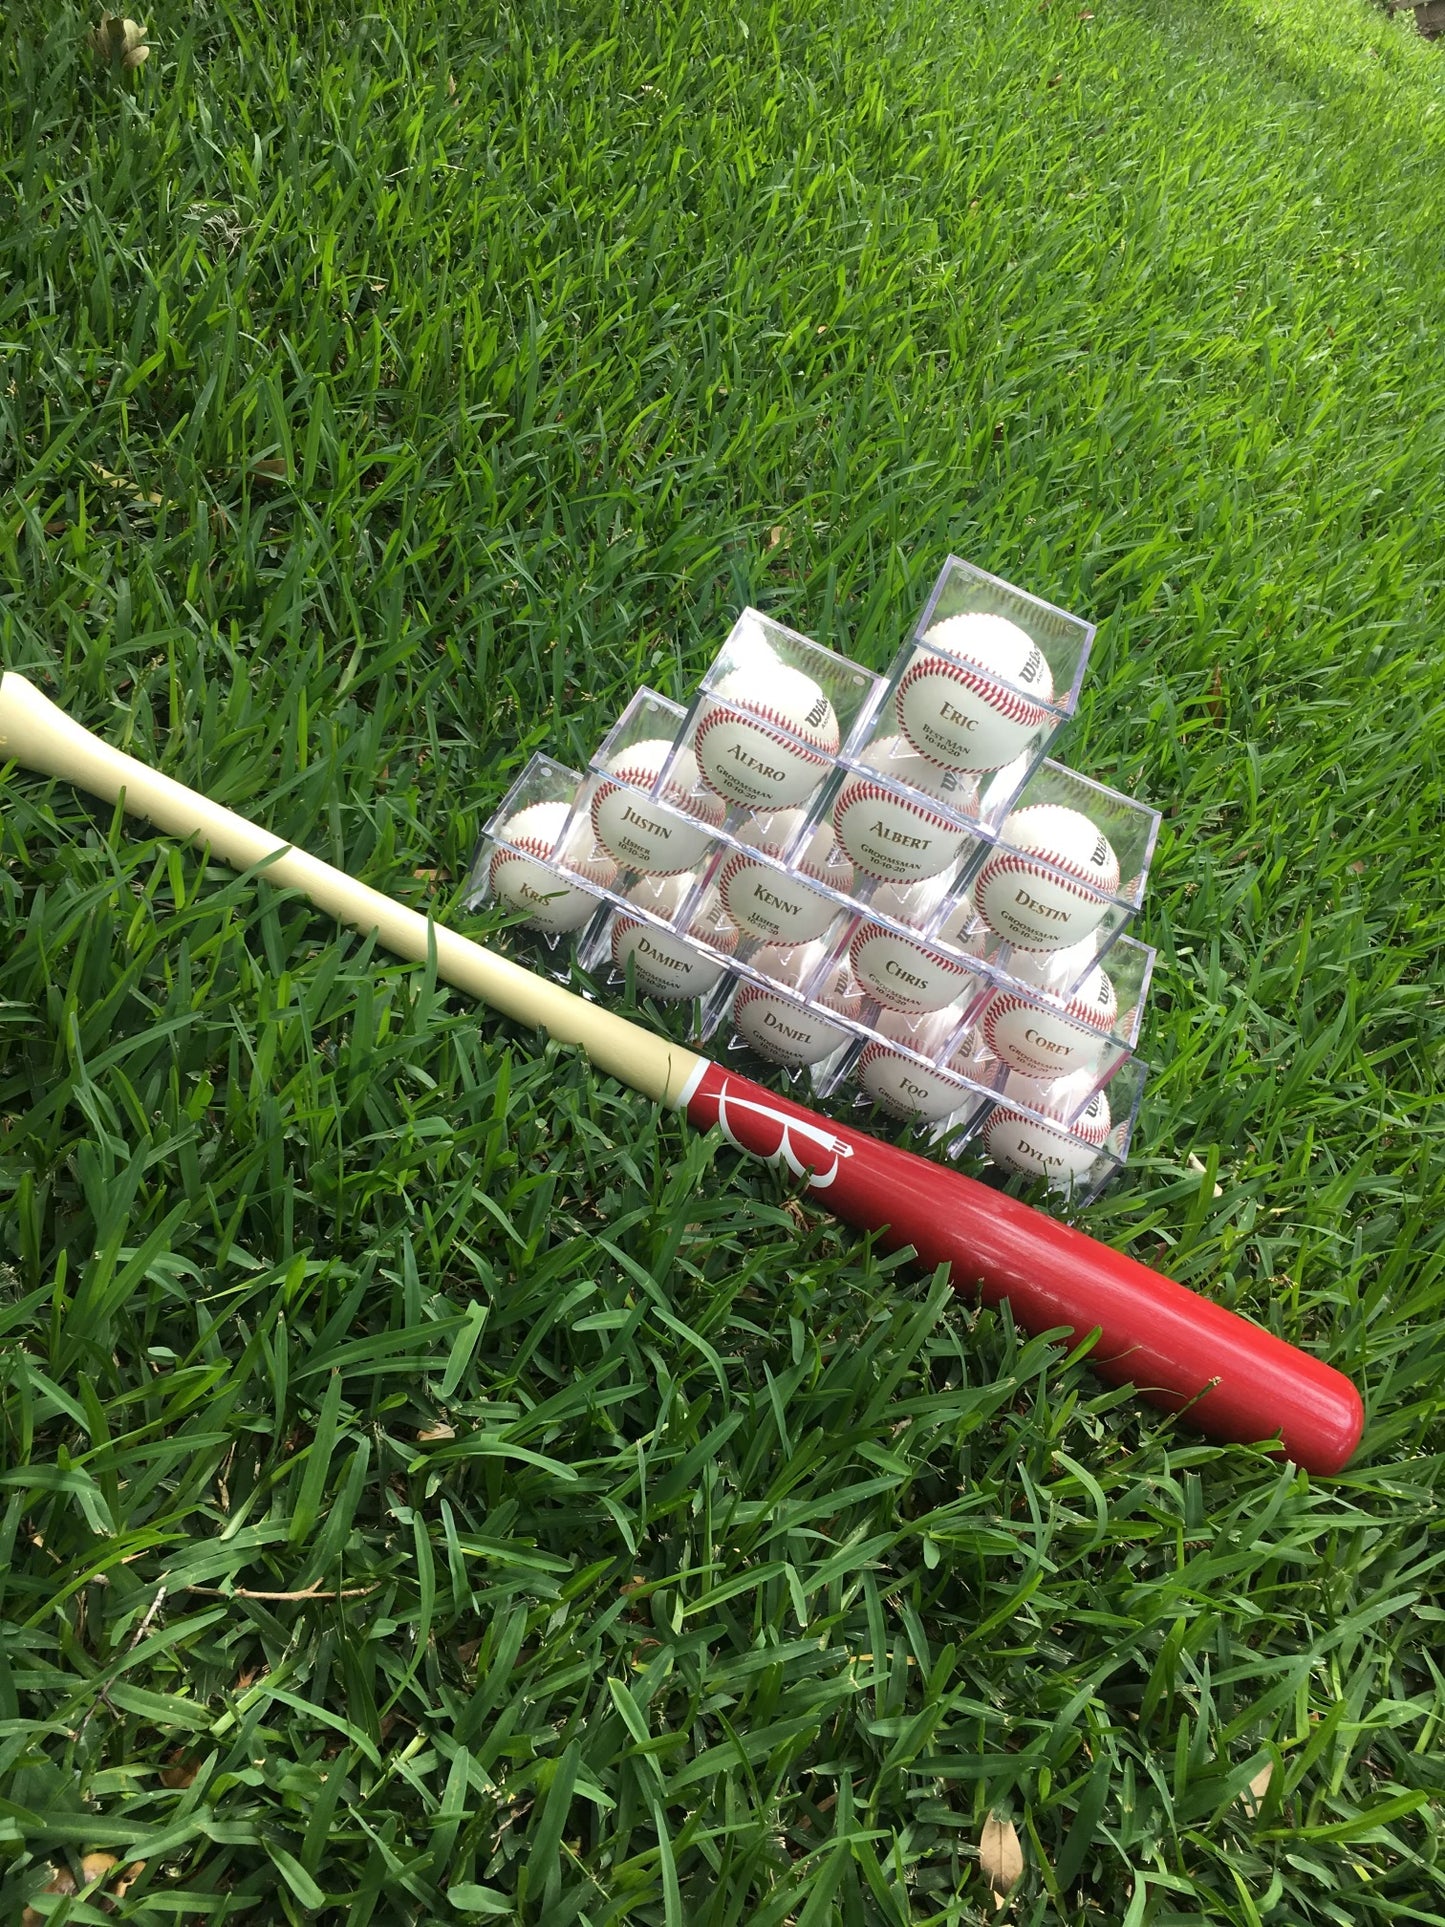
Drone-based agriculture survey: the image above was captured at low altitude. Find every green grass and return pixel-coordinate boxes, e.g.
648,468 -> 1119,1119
2,0 -> 1444,1919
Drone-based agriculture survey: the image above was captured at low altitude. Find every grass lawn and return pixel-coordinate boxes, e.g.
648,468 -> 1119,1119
3,0 -> 1444,1919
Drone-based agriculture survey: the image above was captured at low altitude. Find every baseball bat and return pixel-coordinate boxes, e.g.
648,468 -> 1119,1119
0,672 -> 1364,1472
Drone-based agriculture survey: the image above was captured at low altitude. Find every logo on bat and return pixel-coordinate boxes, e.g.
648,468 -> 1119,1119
709,1080 -> 856,1191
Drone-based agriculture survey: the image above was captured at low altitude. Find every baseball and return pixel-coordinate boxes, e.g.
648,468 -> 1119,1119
983,1072 -> 1112,1183
832,752 -> 976,885
610,873 -> 738,1001
896,612 -> 1055,771
590,738 -> 725,875
849,888 -> 985,1014
982,958 -> 1119,1078
692,663 -> 840,809
490,800 -> 617,935
732,807 -> 856,896
974,805 -> 1120,951
855,1009 -> 993,1123
731,942 -> 863,1068
718,846 -> 839,946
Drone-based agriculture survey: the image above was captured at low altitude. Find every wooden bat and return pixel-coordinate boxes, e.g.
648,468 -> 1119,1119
0,672 -> 1364,1472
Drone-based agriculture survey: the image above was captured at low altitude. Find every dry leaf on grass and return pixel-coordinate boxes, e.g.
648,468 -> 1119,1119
1240,1759 -> 1273,1815
87,462 -> 167,508
81,1852 -> 146,1896
979,1813 -> 1024,1906
88,15 -> 150,72
22,1866 -> 76,1927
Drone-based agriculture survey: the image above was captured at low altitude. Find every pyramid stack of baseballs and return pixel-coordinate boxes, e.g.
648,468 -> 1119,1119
474,558 -> 1159,1196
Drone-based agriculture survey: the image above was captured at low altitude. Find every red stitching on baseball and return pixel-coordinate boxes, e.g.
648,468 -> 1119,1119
975,850 -> 1117,907
592,770 -> 722,835
494,835 -> 556,864
847,921 -> 970,985
985,808 -> 1121,894
856,1042 -> 975,1100
734,975 -> 853,1020
491,839 -> 609,904
832,779 -> 963,839
983,983 -> 1117,1042
985,1097 -> 1110,1149
895,652 -> 1050,763
614,910 -> 739,961
693,700 -> 835,766
718,849 -> 831,924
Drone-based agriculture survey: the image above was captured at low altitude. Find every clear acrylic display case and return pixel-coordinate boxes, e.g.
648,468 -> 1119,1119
703,959 -> 875,1088
835,877 -> 991,1020
944,1055 -> 1150,1203
671,610 -> 885,825
583,689 -> 730,878
466,754 -> 615,951
907,555 -> 1092,730
967,760 -> 1161,987
579,875 -> 740,1006
468,559 -> 1154,1193
973,933 -> 1155,1123
816,750 -> 988,895
858,558 -> 1095,830
822,1008 -> 1006,1132
710,836 -> 856,967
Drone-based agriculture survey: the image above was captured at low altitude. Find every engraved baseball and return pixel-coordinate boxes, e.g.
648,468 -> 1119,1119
731,942 -> 863,1067
490,800 -> 617,934
590,738 -> 724,875
983,1072 -> 1112,1182
610,873 -> 737,1001
981,961 -> 1118,1077
693,664 -> 840,809
849,889 -> 984,1014
855,1010 -> 991,1122
975,804 -> 1120,951
896,612 -> 1055,771
718,847 -> 838,945
831,761 -> 975,884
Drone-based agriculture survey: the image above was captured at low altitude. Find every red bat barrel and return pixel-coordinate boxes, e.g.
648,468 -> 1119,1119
682,1063 -> 1363,1474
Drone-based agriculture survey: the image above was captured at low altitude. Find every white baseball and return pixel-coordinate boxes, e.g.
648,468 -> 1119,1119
717,847 -> 838,945
974,805 -> 1120,951
610,873 -> 738,1000
692,663 -> 840,808
981,962 -> 1118,1078
983,1072 -> 1112,1183
731,942 -> 863,1067
732,807 -> 856,895
590,738 -> 725,875
896,613 -> 1055,771
489,800 -> 616,935
849,889 -> 985,1014
854,1009 -> 992,1123
860,733 -> 981,818
832,761 -> 975,885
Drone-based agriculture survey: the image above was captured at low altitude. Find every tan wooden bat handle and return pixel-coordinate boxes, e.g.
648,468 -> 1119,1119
0,672 -> 697,1105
